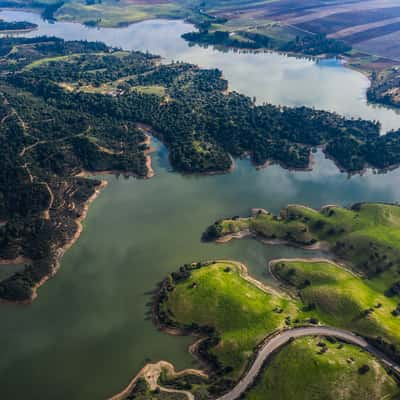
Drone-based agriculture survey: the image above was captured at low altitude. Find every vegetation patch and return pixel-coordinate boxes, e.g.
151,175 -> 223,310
125,378 -> 187,400
157,261 -> 298,394
205,203 -> 400,277
368,66 -> 400,109
0,19 -> 37,32
271,260 -> 400,345
244,336 -> 400,400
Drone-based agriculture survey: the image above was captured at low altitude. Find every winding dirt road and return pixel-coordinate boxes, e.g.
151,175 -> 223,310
216,326 -> 400,400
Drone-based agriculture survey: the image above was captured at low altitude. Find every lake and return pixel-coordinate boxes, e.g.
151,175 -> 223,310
1,10 -> 400,400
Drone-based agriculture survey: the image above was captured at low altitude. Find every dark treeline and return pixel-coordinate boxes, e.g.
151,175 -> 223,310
182,30 -> 351,56
280,34 -> 351,56
1,36 -> 400,301
0,19 -> 37,31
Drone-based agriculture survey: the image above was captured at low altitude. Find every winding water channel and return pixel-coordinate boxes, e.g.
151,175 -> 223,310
1,10 -> 400,399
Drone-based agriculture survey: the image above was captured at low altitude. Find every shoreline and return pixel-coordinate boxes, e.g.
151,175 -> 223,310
0,179 -> 108,305
29,179 -> 108,303
268,257 -> 362,284
0,26 -> 38,34
255,149 -> 316,173
110,259 -> 280,400
215,228 -> 330,252
108,360 -> 207,400
0,255 -> 31,266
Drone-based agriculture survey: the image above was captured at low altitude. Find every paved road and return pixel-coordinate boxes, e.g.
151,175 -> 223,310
216,326 -> 400,400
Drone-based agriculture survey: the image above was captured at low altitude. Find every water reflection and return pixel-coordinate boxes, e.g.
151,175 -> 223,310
1,10 -> 400,132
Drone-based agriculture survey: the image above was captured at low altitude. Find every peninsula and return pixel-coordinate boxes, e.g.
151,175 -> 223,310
124,258 -> 400,399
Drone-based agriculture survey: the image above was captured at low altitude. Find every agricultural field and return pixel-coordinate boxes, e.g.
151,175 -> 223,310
213,0 -> 400,60
0,0 -> 187,27
244,336 -> 400,400
55,0 -> 186,27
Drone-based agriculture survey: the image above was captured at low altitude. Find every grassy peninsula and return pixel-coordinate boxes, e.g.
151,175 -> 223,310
156,261 -> 297,387
204,203 -> 400,277
152,259 -> 400,399
201,202 -> 400,382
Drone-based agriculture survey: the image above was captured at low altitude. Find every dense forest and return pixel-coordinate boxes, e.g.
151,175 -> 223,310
1,36 -> 400,301
182,30 -> 351,56
0,19 -> 37,31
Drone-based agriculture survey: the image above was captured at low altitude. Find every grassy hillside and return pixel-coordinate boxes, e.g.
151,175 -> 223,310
158,259 -> 400,398
160,261 -> 298,380
245,336 -> 400,400
206,203 -> 400,277
272,260 -> 400,345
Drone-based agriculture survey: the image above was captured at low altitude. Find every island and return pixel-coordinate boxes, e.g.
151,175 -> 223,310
3,36 -> 400,303
116,259 -> 400,399
0,19 -> 37,32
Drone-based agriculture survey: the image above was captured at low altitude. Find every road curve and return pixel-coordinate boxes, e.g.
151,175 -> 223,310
216,326 -> 400,400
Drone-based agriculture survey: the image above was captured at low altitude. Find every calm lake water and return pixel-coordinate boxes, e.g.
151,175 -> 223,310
1,10 -> 400,400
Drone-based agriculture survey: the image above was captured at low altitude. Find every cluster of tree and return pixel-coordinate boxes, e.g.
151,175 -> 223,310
182,29 -> 351,56
2,36 -> 400,301
280,34 -> 351,56
41,1 -> 64,21
0,19 -> 37,31
368,336 -> 400,366
202,221 -> 223,241
368,68 -> 400,110
182,30 -> 270,50
386,281 -> 400,297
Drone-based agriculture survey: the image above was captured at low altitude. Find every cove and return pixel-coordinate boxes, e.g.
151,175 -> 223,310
1,10 -> 400,400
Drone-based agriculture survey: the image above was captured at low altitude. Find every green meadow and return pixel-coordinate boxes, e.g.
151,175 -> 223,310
245,336 -> 400,400
162,261 -> 298,379
272,260 -> 400,344
214,203 -> 400,277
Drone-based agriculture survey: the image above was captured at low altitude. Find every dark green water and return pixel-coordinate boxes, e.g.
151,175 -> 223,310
1,10 -> 400,400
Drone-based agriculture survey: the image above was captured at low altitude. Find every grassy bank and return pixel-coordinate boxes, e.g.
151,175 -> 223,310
207,203 -> 400,278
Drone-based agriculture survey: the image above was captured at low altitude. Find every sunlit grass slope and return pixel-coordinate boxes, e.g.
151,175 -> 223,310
245,336 -> 400,400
